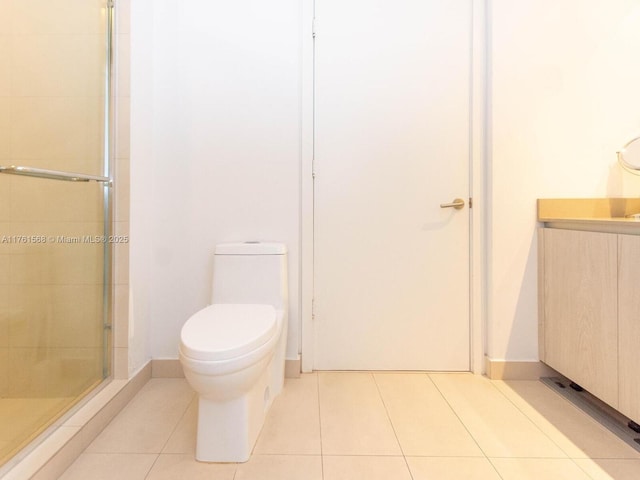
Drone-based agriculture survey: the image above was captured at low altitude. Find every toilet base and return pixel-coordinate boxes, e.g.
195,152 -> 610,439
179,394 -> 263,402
195,369 -> 271,463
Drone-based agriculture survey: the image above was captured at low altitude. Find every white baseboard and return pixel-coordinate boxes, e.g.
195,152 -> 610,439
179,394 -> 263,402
284,357 -> 301,378
151,359 -> 185,378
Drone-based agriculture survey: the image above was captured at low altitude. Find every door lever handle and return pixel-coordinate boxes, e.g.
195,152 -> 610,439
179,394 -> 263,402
440,198 -> 465,210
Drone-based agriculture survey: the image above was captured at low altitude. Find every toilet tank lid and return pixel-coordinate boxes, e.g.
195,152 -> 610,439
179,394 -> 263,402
215,242 -> 287,255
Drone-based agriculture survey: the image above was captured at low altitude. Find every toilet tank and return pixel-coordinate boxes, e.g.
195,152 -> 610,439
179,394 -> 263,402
211,242 -> 288,311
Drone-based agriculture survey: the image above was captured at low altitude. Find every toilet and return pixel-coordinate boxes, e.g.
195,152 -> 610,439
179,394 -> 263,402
178,242 -> 288,463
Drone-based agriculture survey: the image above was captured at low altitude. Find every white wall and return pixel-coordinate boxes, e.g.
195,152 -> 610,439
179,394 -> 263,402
130,0 -> 640,369
128,0 -> 154,373
130,0 -> 302,362
488,0 -> 640,361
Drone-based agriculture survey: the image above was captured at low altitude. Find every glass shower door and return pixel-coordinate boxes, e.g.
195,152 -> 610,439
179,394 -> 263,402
0,0 -> 112,467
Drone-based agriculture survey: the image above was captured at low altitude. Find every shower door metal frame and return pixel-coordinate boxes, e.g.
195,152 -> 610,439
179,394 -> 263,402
102,0 -> 116,380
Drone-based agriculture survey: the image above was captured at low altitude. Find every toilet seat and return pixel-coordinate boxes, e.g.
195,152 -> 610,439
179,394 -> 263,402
180,304 -> 277,362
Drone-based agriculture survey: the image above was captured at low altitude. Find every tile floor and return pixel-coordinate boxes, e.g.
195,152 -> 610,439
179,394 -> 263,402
58,373 -> 640,480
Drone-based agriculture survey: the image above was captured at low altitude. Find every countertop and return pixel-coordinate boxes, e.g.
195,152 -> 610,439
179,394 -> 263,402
538,198 -> 640,234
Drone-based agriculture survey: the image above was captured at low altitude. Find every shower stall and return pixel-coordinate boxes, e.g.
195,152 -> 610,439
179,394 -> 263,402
0,0 -> 114,467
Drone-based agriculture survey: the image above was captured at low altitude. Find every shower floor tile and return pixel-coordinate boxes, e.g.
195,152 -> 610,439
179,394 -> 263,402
58,373 -> 636,480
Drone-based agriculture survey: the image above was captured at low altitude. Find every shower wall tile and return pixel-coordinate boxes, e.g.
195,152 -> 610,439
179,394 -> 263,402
0,96 -> 8,126
0,285 -> 8,346
50,347 -> 103,398
10,179 -> 103,222
0,125 -> 9,162
8,223 -> 104,285
8,347 -> 50,397
0,257 -> 8,285
116,34 -> 130,98
0,132 -> 9,161
8,246 -> 52,285
0,347 -> 7,396
113,347 -> 128,380
9,97 -> 103,172
113,285 -> 129,348
8,284 -> 103,349
115,97 -> 130,159
113,222 -> 129,285
115,157 -> 129,222
8,347 -> 103,398
50,285 -> 104,349
112,0 -> 131,369
0,1 -> 9,36
4,221 -> 102,252
10,0 -> 105,35
10,34 -> 104,98
8,285 -> 49,348
0,178 -> 9,221
117,0 -> 130,35
0,35 -> 9,96
0,223 -> 12,254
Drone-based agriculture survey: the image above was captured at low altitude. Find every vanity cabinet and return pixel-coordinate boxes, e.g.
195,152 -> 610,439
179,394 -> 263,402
618,235 -> 640,422
541,226 -> 640,421
540,228 -> 619,408
538,198 -> 640,423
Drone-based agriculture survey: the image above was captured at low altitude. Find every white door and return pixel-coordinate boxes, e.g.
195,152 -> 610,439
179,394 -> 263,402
313,0 -> 471,370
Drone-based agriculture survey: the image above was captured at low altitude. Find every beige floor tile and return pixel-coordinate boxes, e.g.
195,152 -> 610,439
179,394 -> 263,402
162,398 -> 197,454
407,457 -> 502,480
430,374 -> 566,458
323,455 -> 412,480
573,458 -> 640,480
254,373 -> 321,455
234,454 -> 322,480
58,453 -> 157,480
490,458 -> 593,480
318,372 -> 401,455
145,454 -> 236,480
495,380 -> 640,459
87,379 -> 194,453
374,373 -> 483,456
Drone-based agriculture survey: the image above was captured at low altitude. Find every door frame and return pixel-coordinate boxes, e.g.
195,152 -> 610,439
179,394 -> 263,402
299,0 -> 487,374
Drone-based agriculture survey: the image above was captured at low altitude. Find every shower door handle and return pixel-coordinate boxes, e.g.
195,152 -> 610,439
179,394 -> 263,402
0,165 -> 111,184
439,198 -> 465,210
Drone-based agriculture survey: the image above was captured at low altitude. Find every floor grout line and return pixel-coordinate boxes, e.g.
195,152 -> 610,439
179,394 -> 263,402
55,373 -> 640,479
156,392 -> 196,456
489,379 -> 608,478
487,379 -> 572,457
141,453 -> 161,480
371,372 -> 414,480
426,374 -> 490,457
486,377 -> 598,478
426,373 -> 505,480
316,372 -> 324,480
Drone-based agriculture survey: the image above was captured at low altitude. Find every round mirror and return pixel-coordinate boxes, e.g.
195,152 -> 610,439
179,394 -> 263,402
618,136 -> 640,174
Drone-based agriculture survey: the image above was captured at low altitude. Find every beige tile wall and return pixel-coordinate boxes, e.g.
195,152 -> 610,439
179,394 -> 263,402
113,0 -> 131,379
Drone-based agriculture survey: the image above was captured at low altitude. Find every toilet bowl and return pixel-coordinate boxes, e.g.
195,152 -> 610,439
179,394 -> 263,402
179,243 -> 288,463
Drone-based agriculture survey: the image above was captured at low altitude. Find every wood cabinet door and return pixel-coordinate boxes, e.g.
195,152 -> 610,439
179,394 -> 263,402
618,234 -> 640,422
543,228 -> 618,408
